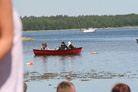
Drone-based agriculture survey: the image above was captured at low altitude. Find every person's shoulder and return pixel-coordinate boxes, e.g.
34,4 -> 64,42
71,44 -> 74,46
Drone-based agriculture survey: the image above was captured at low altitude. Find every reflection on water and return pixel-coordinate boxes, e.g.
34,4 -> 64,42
34,54 -> 81,63
24,69 -> 138,82
34,55 -> 48,63
32,54 -> 83,74
34,54 -> 81,57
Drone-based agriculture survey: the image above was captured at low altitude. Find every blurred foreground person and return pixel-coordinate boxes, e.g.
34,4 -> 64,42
24,83 -> 27,92
0,0 -> 23,92
112,83 -> 130,92
57,81 -> 76,92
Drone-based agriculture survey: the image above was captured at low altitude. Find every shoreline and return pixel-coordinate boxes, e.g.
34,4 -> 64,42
23,26 -> 138,32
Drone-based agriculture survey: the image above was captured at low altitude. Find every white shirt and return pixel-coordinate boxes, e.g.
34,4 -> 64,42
0,9 -> 23,92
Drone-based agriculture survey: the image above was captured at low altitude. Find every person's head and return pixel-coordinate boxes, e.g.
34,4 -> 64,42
24,83 -> 27,92
112,83 -> 130,92
68,41 -> 71,46
43,42 -> 46,45
57,81 -> 76,92
42,41 -> 46,46
61,42 -> 65,45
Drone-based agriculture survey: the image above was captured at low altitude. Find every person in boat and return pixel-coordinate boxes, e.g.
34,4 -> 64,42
58,42 -> 68,50
41,41 -> 49,50
67,41 -> 75,49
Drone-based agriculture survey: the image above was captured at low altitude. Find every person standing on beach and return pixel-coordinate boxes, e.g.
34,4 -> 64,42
112,83 -> 130,92
0,0 -> 23,92
57,81 -> 76,92
24,83 -> 27,92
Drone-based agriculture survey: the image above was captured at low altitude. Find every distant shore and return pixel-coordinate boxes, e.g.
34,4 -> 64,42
23,26 -> 138,32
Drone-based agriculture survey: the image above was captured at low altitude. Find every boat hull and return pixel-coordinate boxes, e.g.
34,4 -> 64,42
33,47 -> 82,55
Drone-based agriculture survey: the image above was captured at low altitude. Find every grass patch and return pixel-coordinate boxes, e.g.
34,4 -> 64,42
22,37 -> 36,41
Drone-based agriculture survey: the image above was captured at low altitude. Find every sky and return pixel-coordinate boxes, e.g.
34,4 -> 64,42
12,0 -> 138,17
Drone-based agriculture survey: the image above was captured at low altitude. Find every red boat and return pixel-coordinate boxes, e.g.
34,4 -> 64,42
33,47 -> 82,55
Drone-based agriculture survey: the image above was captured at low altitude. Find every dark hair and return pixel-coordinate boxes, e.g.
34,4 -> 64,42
112,83 -> 130,92
57,81 -> 75,92
61,42 -> 65,44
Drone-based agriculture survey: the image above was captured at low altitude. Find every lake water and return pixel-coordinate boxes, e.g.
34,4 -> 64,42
23,28 -> 138,92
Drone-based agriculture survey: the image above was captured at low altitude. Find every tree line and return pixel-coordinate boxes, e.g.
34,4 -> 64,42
21,14 -> 138,31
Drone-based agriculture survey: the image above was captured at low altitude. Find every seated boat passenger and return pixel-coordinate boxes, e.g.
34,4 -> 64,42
67,41 -> 75,49
58,42 -> 68,50
41,42 -> 49,50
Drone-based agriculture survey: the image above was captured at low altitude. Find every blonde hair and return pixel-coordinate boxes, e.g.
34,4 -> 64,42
68,41 -> 71,47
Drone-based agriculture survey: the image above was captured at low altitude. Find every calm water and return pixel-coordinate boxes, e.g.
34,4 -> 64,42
23,28 -> 138,92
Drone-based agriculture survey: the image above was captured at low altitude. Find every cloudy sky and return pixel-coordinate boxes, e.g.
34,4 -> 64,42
13,0 -> 138,16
